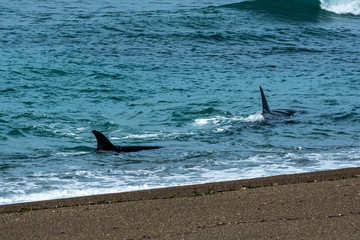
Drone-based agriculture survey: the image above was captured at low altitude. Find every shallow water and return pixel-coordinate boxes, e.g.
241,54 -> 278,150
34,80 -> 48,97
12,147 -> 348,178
1,0 -> 360,204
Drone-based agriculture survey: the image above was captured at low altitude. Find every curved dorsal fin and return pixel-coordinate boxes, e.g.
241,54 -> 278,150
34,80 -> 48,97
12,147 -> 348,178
259,86 -> 271,114
92,130 -> 116,151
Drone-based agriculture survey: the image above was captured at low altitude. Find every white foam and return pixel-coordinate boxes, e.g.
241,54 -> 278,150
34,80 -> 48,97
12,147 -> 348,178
193,113 -> 263,127
0,182 -> 188,205
1,148 -> 359,205
320,0 -> 360,15
193,116 -> 227,126
120,133 -> 160,139
215,127 -> 229,132
238,112 -> 264,122
194,118 -> 212,126
55,151 -> 89,157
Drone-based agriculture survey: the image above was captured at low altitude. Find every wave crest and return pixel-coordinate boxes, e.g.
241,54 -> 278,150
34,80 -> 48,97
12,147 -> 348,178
320,0 -> 360,15
225,0 -> 360,16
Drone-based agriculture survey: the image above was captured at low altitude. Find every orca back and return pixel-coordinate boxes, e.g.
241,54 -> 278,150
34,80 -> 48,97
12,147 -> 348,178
92,130 -> 162,153
115,146 -> 162,152
259,86 -> 298,119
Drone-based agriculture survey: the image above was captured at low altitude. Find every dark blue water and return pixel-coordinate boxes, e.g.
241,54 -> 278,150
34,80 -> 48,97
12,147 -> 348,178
1,0 -> 360,204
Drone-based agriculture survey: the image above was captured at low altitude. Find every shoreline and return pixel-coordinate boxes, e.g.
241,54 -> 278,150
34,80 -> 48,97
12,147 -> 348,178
1,167 -> 360,239
1,167 -> 360,214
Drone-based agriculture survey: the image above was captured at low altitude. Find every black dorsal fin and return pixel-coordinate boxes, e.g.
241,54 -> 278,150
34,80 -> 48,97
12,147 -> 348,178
259,86 -> 271,114
92,130 -> 116,151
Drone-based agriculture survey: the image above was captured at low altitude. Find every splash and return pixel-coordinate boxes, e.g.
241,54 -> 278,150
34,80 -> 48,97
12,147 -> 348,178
193,113 -> 264,127
320,0 -> 360,14
237,113 -> 264,122
193,116 -> 228,126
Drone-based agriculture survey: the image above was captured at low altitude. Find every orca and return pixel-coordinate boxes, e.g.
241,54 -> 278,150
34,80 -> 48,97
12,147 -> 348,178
92,130 -> 162,152
260,86 -> 297,119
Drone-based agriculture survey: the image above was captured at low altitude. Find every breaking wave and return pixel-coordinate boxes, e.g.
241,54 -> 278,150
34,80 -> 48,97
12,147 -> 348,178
226,0 -> 360,15
320,0 -> 360,15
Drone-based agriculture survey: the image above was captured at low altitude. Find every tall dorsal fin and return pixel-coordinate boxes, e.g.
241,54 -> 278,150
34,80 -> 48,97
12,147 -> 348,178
92,130 -> 116,151
260,86 -> 271,114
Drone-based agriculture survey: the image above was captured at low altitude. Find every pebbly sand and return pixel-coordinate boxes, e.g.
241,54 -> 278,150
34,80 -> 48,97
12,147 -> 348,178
1,167 -> 360,239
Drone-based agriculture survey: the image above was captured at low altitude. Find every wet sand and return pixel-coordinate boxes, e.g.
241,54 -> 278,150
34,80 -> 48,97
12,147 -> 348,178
1,167 -> 360,239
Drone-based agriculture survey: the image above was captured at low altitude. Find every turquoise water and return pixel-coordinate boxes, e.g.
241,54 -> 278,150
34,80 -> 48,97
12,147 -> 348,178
1,0 -> 359,204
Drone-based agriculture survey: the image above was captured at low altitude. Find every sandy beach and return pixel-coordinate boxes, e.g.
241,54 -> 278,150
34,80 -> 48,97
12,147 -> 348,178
1,167 -> 360,239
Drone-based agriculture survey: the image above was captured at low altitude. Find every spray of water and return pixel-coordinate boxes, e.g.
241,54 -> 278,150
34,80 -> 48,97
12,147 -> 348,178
320,0 -> 360,14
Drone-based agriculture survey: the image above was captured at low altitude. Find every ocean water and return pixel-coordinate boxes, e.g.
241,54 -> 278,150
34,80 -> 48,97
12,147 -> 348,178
1,0 -> 359,205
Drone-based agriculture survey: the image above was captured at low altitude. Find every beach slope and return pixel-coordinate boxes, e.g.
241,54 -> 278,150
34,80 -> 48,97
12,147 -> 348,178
1,167 -> 360,239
